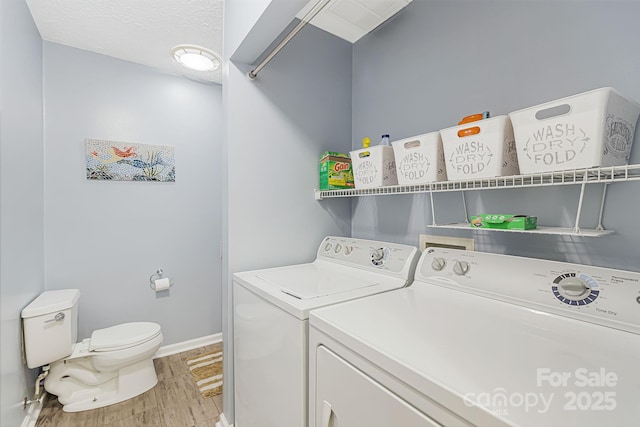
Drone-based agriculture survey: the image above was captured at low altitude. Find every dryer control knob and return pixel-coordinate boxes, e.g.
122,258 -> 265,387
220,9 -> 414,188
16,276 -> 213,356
558,277 -> 590,299
431,257 -> 446,271
334,243 -> 343,254
453,261 -> 470,276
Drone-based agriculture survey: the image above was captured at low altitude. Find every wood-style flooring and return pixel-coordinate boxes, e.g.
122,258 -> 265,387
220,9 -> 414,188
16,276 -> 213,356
35,343 -> 223,427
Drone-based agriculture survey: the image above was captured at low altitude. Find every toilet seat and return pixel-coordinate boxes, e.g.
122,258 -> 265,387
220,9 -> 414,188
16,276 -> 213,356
89,322 -> 162,352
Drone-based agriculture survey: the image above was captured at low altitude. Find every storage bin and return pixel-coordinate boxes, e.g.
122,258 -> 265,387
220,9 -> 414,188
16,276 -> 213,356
440,115 -> 519,180
391,132 -> 447,185
509,87 -> 640,174
350,146 -> 398,189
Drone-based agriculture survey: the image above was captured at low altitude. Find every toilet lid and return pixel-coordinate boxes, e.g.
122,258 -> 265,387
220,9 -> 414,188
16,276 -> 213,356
89,322 -> 162,352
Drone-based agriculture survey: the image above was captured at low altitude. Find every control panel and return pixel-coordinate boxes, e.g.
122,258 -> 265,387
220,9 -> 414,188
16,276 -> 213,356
317,236 -> 419,278
416,247 -> 640,333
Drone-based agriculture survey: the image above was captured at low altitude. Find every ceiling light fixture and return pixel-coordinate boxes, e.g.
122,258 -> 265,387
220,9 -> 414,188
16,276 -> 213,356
171,45 -> 221,72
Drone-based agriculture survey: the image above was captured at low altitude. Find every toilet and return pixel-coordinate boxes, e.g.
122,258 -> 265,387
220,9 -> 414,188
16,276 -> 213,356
21,289 -> 163,412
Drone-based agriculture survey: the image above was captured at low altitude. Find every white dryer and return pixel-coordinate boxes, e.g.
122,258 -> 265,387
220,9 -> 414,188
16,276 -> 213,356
309,248 -> 640,427
233,236 -> 419,427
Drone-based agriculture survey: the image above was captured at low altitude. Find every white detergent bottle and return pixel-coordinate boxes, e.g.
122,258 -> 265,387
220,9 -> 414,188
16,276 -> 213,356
379,134 -> 390,146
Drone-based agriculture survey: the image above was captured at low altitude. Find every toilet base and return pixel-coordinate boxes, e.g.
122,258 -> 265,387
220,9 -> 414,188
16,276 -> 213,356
46,358 -> 159,412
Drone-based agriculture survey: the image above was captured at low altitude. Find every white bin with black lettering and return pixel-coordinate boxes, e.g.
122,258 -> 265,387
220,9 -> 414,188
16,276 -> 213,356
350,146 -> 398,189
440,115 -> 519,180
508,87 -> 640,174
391,132 -> 447,185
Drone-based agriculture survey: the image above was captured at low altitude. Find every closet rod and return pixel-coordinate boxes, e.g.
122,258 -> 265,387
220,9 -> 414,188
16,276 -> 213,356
248,0 -> 332,80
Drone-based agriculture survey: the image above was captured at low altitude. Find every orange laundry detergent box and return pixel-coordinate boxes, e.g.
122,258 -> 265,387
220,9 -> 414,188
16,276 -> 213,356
319,151 -> 354,190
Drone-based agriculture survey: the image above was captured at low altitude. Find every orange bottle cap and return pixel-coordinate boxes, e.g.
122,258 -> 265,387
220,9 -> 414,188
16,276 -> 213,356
458,113 -> 484,125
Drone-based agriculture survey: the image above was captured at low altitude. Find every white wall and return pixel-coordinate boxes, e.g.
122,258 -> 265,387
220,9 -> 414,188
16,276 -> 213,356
222,17 -> 353,426
0,0 -> 45,424
42,42 -> 223,344
228,0 -> 309,65
351,0 -> 640,271
227,28 -> 353,271
223,0 -> 273,61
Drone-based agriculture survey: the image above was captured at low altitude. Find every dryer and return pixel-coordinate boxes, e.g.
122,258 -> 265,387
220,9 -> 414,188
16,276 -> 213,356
233,236 -> 419,427
309,248 -> 640,427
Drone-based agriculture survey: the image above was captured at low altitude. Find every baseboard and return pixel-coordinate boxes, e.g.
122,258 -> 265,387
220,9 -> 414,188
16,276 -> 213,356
216,412 -> 233,427
21,396 -> 44,427
154,332 -> 222,359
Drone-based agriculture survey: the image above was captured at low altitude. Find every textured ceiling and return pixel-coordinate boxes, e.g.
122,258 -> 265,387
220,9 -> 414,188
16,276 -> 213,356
25,0 -> 224,84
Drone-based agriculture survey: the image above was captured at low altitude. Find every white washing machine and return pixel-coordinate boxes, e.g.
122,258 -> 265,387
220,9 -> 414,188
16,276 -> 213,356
309,248 -> 640,427
233,236 -> 419,427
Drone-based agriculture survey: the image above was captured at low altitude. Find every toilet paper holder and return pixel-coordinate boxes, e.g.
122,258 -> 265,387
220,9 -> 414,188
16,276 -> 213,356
149,269 -> 174,291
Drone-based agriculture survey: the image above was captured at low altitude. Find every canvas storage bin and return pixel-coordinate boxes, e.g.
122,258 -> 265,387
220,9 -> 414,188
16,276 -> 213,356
391,132 -> 447,185
508,87 -> 640,174
350,146 -> 398,189
440,115 -> 519,180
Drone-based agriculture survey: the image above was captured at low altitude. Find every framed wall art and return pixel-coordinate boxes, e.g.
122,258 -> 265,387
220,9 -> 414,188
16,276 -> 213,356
86,139 -> 175,182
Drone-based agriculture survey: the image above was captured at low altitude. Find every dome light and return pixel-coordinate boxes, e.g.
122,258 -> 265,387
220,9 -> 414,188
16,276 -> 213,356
171,45 -> 221,72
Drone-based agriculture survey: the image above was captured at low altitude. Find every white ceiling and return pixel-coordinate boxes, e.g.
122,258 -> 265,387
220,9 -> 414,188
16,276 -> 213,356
296,0 -> 412,44
25,0 -> 224,85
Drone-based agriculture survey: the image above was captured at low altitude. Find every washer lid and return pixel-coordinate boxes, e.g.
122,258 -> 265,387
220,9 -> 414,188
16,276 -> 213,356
234,261 -> 408,320
89,322 -> 161,352
256,264 -> 379,299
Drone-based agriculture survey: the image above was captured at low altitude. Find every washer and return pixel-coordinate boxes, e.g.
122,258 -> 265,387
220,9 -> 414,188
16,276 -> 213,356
309,248 -> 640,427
233,236 -> 419,427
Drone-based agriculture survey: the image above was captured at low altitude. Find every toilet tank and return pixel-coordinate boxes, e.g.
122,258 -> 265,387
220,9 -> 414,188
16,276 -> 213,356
21,289 -> 80,369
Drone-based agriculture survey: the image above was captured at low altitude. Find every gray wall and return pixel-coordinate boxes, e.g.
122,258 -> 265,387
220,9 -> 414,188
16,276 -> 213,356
352,0 -> 640,271
0,0 -> 45,424
222,21 -> 353,423
43,42 -> 223,344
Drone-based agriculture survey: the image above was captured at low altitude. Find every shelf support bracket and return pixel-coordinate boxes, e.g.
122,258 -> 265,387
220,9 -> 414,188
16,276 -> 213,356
596,183 -> 609,231
573,182 -> 587,234
429,191 -> 437,226
461,191 -> 469,224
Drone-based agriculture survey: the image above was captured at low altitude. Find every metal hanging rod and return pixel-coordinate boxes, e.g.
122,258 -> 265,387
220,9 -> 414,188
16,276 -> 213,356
247,0 -> 332,80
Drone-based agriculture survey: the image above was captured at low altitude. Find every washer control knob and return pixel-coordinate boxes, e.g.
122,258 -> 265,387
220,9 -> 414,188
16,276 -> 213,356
431,257 -> 446,271
371,247 -> 389,266
344,245 -> 353,256
334,243 -> 343,254
324,242 -> 332,252
559,277 -> 590,299
453,261 -> 470,276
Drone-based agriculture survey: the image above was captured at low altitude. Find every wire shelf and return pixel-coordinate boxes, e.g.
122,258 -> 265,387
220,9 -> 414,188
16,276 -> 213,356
427,223 -> 615,237
314,164 -> 640,200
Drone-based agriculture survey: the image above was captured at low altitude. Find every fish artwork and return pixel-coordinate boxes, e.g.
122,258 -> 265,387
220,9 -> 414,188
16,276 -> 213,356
85,139 -> 175,182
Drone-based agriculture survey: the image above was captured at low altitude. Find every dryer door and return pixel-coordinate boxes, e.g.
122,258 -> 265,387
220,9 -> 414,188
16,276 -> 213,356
315,346 -> 440,427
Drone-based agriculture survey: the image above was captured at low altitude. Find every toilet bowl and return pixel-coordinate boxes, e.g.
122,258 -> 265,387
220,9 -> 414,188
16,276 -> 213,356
21,289 -> 164,412
44,322 -> 163,412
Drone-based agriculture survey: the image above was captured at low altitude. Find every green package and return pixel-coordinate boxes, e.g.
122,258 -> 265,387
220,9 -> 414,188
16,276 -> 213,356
470,214 -> 538,230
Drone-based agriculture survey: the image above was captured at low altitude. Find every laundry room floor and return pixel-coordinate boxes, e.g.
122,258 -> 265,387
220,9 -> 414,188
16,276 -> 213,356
35,342 -> 223,427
